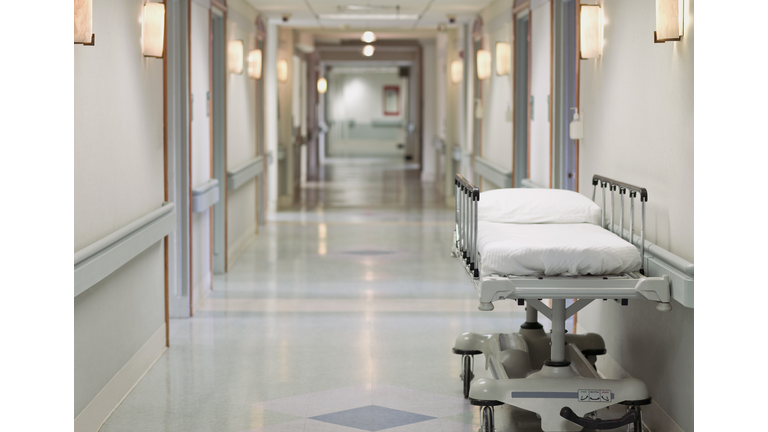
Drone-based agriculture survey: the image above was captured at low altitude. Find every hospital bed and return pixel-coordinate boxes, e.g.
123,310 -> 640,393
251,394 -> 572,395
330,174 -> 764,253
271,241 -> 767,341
450,174 -> 673,432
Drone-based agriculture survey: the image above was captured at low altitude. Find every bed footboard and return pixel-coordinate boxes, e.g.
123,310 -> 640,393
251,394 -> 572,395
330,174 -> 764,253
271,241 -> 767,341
454,174 -> 479,278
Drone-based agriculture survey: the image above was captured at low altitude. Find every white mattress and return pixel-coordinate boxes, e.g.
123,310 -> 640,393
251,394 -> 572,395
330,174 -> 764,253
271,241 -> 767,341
477,221 -> 642,277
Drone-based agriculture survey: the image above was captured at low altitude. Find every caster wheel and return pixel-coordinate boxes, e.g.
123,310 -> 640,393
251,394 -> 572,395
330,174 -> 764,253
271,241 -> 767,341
481,406 -> 494,432
463,355 -> 474,399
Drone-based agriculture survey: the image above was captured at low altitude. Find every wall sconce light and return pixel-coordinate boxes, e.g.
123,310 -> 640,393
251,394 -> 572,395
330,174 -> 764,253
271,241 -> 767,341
74,0 -> 94,45
277,59 -> 288,83
450,60 -> 463,84
476,49 -> 491,80
142,2 -> 165,57
579,5 -> 602,59
228,40 -> 244,74
655,0 -> 684,43
362,45 -> 375,57
317,77 -> 328,94
361,31 -> 377,43
495,42 -> 511,76
248,49 -> 262,79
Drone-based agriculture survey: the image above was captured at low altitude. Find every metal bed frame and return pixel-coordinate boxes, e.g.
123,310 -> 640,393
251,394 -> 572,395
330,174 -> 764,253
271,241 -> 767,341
450,174 -> 674,432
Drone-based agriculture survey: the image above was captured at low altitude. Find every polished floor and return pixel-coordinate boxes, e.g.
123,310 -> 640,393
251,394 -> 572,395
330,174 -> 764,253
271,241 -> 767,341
100,158 -> 617,432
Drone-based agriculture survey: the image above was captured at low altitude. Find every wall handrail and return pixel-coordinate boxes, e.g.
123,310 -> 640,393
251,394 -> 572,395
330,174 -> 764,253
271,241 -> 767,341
74,202 -> 176,297
227,156 -> 263,191
474,155 -> 512,188
192,179 -> 220,212
433,137 -> 446,154
521,178 -> 546,188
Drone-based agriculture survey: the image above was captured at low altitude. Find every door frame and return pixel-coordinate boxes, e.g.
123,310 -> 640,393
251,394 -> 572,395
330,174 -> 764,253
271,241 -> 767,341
512,6 -> 531,188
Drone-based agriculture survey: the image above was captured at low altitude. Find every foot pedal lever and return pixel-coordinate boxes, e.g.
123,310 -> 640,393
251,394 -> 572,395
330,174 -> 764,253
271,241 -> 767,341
559,406 -> 640,430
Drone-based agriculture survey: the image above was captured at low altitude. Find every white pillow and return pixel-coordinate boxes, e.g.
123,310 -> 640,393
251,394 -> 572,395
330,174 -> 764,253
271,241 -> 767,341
478,188 -> 601,225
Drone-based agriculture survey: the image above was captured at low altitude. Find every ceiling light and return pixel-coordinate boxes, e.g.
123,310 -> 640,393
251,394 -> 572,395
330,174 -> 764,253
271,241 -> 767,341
496,42 -> 510,76
361,31 -> 377,43
142,3 -> 165,58
248,49 -> 262,79
476,50 -> 491,80
450,60 -> 463,84
228,40 -> 243,74
655,0 -> 684,42
74,0 -> 94,45
363,45 -> 375,57
579,5 -> 602,59
277,59 -> 288,83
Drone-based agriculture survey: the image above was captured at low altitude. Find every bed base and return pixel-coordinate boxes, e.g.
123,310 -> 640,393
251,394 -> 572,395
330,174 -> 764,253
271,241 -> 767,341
451,174 -> 671,432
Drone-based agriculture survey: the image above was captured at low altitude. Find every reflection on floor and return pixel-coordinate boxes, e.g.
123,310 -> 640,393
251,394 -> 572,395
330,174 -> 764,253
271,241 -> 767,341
99,158 -> 621,432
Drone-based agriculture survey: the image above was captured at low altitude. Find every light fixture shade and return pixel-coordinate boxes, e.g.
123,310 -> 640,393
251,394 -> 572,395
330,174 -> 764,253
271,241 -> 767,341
74,0 -> 93,44
362,45 -> 375,57
580,5 -> 601,59
361,31 -> 377,43
277,59 -> 288,82
248,49 -> 262,79
496,42 -> 511,76
228,40 -> 244,74
655,0 -> 683,42
317,77 -> 328,94
450,60 -> 463,84
142,3 -> 165,57
476,50 -> 491,80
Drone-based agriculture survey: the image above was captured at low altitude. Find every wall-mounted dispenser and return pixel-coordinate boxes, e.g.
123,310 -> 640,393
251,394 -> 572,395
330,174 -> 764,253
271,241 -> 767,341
569,108 -> 583,140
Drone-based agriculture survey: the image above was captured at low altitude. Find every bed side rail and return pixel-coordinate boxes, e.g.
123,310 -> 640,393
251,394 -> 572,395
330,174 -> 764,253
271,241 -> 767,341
591,175 -> 649,274
454,174 -> 479,278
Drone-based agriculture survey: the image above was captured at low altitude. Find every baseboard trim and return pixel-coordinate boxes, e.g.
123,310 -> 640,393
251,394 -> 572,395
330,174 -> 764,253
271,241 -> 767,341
227,223 -> 257,271
74,324 -> 167,432
576,323 -> 684,432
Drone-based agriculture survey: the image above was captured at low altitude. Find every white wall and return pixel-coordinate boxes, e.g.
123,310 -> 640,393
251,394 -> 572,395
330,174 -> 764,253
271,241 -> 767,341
478,0 -> 514,190
74,0 -> 165,422
266,22 -> 278,212
326,71 -> 406,157
529,1 -> 551,188
227,0 -> 259,264
421,39 -> 437,182
577,1 -> 694,431
190,1 -> 212,308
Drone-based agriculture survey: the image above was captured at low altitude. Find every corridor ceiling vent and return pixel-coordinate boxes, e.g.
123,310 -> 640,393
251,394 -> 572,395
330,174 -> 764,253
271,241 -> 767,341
654,0 -> 684,42
495,42 -> 511,76
248,49 -> 262,79
361,31 -> 377,43
363,45 -> 375,57
74,0 -> 94,45
142,2 -> 165,58
476,50 -> 491,80
451,60 -> 463,84
579,5 -> 602,59
228,40 -> 244,74
317,77 -> 328,94
277,59 -> 289,82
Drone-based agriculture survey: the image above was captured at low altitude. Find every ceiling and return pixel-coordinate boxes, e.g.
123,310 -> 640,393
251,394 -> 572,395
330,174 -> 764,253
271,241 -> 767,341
244,0 -> 492,33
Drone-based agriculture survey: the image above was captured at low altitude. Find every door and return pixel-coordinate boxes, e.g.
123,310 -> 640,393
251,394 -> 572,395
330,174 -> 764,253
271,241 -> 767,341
513,11 -> 530,187
211,9 -> 226,273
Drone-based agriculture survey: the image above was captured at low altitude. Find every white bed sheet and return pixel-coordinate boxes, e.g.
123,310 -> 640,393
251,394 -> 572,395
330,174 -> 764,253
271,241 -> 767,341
477,222 -> 642,277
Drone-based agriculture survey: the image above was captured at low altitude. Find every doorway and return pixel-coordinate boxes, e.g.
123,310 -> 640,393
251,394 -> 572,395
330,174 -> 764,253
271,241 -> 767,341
211,9 -> 226,273
513,11 -> 530,188
552,0 -> 578,191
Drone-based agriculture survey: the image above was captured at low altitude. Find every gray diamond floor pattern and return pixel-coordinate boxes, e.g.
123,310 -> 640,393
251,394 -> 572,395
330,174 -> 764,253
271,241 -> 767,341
309,405 -> 435,431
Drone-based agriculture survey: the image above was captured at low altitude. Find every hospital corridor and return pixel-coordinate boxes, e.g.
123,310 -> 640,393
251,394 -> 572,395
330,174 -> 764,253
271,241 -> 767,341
60,0 -> 762,431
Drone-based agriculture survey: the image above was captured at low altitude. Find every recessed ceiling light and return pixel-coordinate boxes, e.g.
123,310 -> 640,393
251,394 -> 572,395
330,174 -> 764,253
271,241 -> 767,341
361,31 -> 376,43
362,45 -> 375,56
